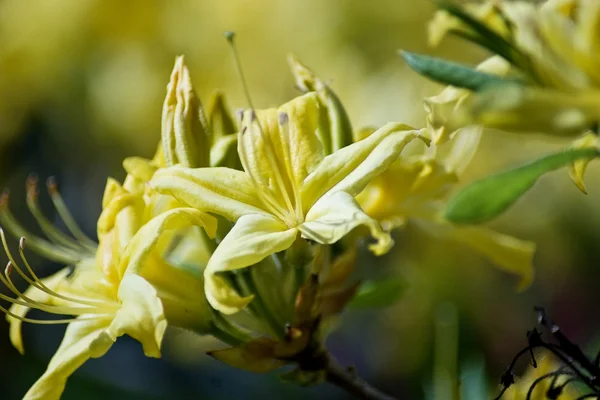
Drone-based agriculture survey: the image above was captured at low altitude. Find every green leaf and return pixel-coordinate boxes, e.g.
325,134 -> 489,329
436,1 -> 525,68
401,51 -> 517,91
445,148 -> 599,224
348,278 -> 406,309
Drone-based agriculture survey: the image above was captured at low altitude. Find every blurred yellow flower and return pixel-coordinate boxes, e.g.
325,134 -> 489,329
430,0 -> 600,136
151,93 -> 426,314
358,73 -> 536,289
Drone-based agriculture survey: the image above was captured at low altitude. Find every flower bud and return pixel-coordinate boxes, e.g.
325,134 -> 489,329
288,54 -> 353,154
162,56 -> 210,168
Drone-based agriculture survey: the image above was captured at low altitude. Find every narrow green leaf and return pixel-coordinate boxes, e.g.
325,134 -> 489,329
401,51 -> 517,91
348,278 -> 406,309
445,148 -> 599,224
437,1 -> 522,67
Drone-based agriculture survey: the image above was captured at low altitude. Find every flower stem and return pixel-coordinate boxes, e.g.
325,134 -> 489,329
324,355 -> 399,400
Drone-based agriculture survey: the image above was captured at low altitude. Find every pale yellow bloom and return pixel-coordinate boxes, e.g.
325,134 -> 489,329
1,144 -> 217,399
430,0 -> 600,135
151,93 -> 426,314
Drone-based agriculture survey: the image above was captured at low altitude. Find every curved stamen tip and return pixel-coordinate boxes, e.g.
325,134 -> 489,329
223,31 -> 236,43
19,237 -> 25,251
46,176 -> 58,195
5,261 -> 12,276
26,173 -> 39,200
278,112 -> 289,126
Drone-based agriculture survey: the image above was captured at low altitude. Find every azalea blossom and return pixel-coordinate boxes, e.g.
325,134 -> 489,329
0,167 -> 217,400
151,93 -> 426,314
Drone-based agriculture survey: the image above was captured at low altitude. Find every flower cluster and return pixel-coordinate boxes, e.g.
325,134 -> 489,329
1,45 -> 537,398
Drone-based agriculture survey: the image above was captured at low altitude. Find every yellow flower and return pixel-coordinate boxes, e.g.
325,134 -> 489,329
151,93 -> 426,314
0,155 -> 217,399
358,109 -> 535,290
430,0 -> 600,135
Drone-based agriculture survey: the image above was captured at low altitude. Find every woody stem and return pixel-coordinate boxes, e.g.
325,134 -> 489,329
324,354 -> 399,400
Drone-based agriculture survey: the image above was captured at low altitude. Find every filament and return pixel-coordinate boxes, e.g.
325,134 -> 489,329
47,177 -> 97,251
26,175 -> 86,252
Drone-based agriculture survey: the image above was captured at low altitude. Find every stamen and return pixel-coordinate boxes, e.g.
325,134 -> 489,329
17,237 -> 114,309
0,262 -> 99,315
225,31 -> 298,226
26,174 -> 85,252
278,112 -> 304,223
0,192 -> 83,264
236,108 -> 244,123
47,177 -> 97,251
0,303 -> 104,325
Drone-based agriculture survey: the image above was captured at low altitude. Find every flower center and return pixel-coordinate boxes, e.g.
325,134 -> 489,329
238,111 -> 304,228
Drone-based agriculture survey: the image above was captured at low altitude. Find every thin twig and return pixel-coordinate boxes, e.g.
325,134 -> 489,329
324,355 -> 399,400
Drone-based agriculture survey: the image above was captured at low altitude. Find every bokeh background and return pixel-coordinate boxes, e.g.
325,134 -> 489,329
1,0 -> 599,399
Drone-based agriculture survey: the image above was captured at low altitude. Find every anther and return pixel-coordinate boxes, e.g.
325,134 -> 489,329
224,31 -> 236,42
5,261 -> 12,276
278,112 -> 289,126
236,108 -> 244,122
46,176 -> 58,195
26,174 -> 39,200
0,189 -> 9,209
19,237 -> 25,250
241,126 -> 248,135
248,110 -> 256,122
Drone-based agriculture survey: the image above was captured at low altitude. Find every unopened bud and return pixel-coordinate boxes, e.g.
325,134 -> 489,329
287,54 -> 353,153
162,56 -> 210,168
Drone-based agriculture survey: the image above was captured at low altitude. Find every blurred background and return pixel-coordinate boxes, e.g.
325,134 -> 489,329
1,0 -> 599,398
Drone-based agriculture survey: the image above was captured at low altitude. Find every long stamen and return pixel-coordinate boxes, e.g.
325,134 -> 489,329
0,303 -> 103,325
278,112 -> 304,223
0,192 -> 82,264
47,177 -> 97,251
225,32 -> 298,226
0,264 -> 99,315
26,175 -> 86,252
17,237 -> 114,308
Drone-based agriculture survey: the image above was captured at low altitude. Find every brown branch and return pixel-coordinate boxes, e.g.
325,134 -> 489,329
324,355 -> 399,400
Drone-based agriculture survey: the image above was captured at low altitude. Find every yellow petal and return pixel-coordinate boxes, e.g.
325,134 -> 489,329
97,192 -> 144,236
101,178 -> 126,209
435,125 -> 482,176
119,207 -> 217,277
205,214 -> 298,314
568,132 -> 599,194
24,317 -> 113,400
301,123 -> 424,209
239,93 -> 322,198
122,156 -> 158,183
424,56 -> 509,145
302,191 -> 393,256
109,274 -> 167,358
433,221 -> 535,291
7,267 -> 71,355
468,85 -> 600,135
151,165 -> 267,222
